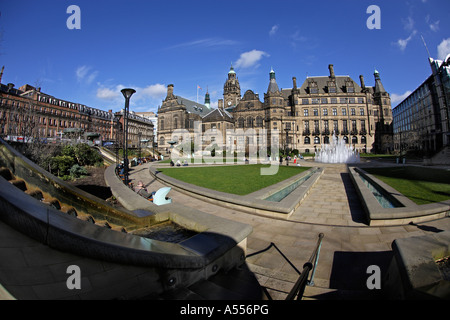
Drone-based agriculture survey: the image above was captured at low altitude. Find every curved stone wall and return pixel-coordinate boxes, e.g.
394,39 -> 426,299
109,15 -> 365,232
0,139 -> 253,299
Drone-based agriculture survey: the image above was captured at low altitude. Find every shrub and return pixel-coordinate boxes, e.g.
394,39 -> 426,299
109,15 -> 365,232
69,164 -> 88,178
50,155 -> 76,177
73,143 -> 103,166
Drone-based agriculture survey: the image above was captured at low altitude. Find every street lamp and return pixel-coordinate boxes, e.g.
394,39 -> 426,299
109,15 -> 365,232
138,131 -> 142,161
121,88 -> 136,187
284,126 -> 290,166
113,114 -> 122,166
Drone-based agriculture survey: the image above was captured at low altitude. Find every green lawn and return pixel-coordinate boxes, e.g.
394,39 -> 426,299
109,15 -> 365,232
157,164 -> 311,195
363,167 -> 450,205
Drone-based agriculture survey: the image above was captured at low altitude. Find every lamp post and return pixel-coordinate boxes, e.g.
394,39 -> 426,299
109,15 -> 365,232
121,88 -> 136,187
138,131 -> 142,162
113,114 -> 122,166
285,126 -> 290,166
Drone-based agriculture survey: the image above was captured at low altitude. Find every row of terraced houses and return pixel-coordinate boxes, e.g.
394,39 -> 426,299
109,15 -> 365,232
0,79 -> 154,149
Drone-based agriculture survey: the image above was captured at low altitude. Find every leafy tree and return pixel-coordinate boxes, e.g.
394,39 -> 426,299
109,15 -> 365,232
73,143 -> 103,166
50,155 -> 76,177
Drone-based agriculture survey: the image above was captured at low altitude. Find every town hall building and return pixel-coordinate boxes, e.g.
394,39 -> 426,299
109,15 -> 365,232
157,64 -> 393,156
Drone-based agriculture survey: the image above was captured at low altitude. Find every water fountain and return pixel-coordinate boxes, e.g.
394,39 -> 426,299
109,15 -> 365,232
315,134 -> 360,163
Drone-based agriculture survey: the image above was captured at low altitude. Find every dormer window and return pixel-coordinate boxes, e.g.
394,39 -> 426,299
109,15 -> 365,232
345,78 -> 355,93
308,80 -> 318,94
327,79 -> 336,93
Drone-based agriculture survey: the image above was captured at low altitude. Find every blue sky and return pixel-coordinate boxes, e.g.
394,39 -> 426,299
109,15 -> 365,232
1,0 -> 449,113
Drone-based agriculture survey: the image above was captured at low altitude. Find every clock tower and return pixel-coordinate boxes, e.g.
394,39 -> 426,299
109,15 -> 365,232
223,63 -> 241,109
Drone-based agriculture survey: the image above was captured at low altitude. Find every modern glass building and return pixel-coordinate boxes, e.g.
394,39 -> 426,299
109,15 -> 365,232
393,56 -> 450,155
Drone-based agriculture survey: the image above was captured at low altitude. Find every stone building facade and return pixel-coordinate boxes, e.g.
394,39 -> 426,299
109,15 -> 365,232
114,110 -> 154,149
158,64 -> 393,156
0,83 -> 113,144
157,84 -> 211,155
0,80 -> 154,148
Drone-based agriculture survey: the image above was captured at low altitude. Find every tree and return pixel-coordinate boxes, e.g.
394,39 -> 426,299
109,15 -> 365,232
50,155 -> 76,177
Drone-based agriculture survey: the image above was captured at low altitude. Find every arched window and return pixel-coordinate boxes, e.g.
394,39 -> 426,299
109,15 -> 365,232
314,136 -> 320,144
238,117 -> 244,128
246,117 -> 253,128
343,136 -> 349,144
304,136 -> 310,144
361,136 -> 367,144
174,117 -> 178,129
160,118 -> 164,130
352,136 -> 358,144
160,136 -> 165,146
256,116 -> 263,127
324,136 -> 330,144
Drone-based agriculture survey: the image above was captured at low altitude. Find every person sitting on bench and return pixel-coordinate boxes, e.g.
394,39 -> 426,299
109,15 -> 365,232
134,181 -> 155,200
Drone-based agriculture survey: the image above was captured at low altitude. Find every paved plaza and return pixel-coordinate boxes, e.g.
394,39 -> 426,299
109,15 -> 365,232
128,160 -> 450,299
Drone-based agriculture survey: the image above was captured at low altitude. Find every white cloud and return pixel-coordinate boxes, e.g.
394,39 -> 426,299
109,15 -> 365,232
76,65 -> 98,85
269,25 -> 279,36
391,90 -> 412,105
395,30 -> 417,51
167,38 -> 238,50
402,16 -> 414,31
96,86 -> 121,101
426,15 -> 440,32
290,30 -> 307,49
235,50 -> 270,69
437,38 -> 450,61
96,83 -> 167,111
430,20 -> 440,32
139,84 -> 166,99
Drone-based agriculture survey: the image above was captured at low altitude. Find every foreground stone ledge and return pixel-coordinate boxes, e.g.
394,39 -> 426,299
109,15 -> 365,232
104,164 -> 252,247
384,231 -> 450,299
0,139 -> 254,299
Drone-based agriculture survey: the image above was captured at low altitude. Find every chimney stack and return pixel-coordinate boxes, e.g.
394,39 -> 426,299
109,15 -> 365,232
0,66 -> 4,84
328,64 -> 335,78
167,84 -> 174,98
292,77 -> 297,89
359,75 -> 366,89
218,99 -> 224,110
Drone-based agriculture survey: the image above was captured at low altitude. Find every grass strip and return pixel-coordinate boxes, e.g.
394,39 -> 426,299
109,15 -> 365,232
158,164 -> 310,195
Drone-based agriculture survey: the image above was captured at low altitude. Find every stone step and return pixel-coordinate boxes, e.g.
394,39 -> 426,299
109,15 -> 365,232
161,264 -> 267,300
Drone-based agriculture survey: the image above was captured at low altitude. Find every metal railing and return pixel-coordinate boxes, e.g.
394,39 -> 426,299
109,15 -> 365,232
286,233 -> 324,300
246,233 -> 324,300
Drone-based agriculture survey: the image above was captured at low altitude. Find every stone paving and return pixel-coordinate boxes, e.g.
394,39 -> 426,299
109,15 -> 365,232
128,160 -> 450,299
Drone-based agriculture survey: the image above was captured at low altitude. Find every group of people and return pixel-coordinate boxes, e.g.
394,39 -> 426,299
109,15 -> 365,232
279,154 -> 304,166
169,159 -> 189,167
